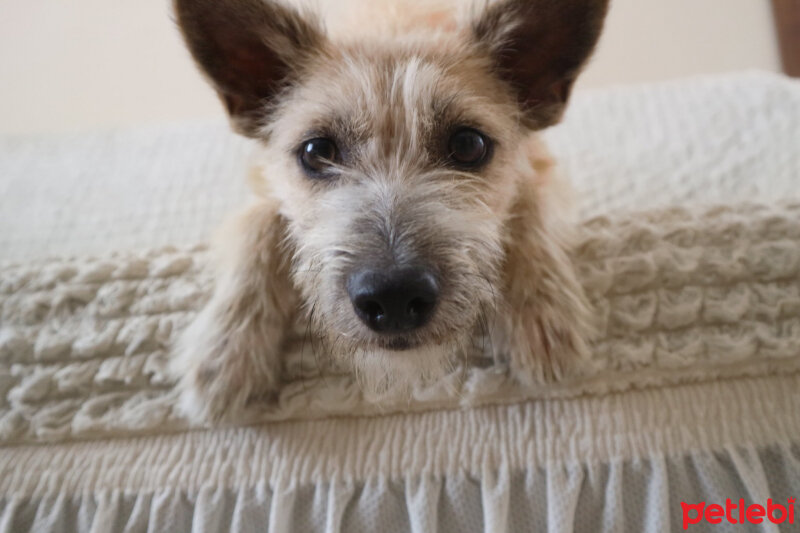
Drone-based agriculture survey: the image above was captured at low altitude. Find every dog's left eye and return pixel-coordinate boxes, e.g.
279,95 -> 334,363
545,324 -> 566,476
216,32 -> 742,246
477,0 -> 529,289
448,128 -> 491,168
299,138 -> 338,176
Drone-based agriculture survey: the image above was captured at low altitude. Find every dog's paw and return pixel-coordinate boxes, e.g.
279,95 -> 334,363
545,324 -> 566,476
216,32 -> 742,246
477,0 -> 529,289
171,308 -> 281,425
176,375 -> 247,426
175,360 -> 275,425
505,312 -> 592,386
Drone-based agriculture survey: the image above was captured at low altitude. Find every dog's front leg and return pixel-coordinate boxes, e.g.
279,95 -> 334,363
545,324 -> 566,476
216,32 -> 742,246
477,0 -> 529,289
498,174 -> 594,385
172,201 -> 296,423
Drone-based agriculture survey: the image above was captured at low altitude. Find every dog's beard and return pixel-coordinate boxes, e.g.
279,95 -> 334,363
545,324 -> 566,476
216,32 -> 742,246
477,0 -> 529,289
329,334 -> 469,397
293,257 -> 501,395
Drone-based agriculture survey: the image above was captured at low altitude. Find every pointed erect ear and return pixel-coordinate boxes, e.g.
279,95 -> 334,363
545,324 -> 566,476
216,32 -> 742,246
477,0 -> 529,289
173,0 -> 325,137
473,0 -> 609,129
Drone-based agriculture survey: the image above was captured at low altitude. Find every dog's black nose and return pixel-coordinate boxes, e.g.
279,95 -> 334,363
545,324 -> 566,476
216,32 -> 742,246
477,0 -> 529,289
347,267 -> 439,334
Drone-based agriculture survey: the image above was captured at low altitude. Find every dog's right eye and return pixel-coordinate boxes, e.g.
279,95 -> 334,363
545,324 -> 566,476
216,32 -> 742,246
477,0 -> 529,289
299,138 -> 338,177
448,128 -> 491,169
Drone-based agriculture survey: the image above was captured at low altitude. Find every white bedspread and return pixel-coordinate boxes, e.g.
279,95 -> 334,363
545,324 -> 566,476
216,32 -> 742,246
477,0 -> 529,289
1,71 -> 799,533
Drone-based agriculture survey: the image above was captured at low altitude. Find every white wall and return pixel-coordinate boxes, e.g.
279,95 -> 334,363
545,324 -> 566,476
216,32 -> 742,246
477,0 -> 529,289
579,0 -> 781,88
0,0 -> 220,135
0,0 -> 782,135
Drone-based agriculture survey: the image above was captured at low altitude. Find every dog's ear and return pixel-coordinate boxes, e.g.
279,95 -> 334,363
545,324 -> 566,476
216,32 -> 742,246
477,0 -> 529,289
174,0 -> 325,136
473,0 -> 609,129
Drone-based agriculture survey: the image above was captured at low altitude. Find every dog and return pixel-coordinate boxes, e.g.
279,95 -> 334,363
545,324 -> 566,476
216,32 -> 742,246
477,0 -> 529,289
170,0 -> 609,422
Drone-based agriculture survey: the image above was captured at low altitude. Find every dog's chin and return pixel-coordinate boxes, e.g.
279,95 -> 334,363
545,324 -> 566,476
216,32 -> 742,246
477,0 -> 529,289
346,337 -> 461,397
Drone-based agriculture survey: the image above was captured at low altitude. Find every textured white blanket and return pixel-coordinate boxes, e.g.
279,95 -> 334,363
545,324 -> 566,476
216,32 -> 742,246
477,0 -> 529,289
1,202 -> 799,446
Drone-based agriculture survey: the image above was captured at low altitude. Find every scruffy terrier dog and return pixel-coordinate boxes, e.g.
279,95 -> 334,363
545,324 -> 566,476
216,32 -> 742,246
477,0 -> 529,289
171,0 -> 608,422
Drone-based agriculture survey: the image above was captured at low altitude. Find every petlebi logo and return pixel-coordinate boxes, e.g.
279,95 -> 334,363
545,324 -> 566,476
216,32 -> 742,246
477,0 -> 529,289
681,498 -> 796,530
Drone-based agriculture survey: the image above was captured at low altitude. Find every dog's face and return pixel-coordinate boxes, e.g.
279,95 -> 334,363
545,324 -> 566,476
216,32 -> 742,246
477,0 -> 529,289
175,0 -> 607,389
263,41 -> 528,387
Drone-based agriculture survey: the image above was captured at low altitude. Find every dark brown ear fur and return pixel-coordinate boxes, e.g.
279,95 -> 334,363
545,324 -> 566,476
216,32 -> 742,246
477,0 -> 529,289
473,0 -> 609,129
173,0 -> 324,136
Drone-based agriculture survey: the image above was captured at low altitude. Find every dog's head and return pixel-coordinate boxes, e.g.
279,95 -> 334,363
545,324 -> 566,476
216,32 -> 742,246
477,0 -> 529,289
175,0 -> 607,390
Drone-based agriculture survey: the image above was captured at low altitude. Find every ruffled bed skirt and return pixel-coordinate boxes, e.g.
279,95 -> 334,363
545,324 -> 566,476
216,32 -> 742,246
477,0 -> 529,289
2,372 -> 799,532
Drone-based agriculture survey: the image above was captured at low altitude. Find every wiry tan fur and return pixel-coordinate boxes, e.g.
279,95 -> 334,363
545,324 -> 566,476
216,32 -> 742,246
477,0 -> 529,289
172,200 -> 298,421
170,0 -> 608,422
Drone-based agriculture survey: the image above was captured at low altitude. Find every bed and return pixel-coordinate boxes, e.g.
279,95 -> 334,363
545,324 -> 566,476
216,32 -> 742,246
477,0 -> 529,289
1,71 -> 799,532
